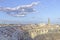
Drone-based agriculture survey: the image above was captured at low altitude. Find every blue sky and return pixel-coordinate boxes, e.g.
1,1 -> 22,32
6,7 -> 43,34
0,0 -> 60,24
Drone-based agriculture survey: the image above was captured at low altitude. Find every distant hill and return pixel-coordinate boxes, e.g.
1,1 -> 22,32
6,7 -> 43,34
0,19 -> 21,24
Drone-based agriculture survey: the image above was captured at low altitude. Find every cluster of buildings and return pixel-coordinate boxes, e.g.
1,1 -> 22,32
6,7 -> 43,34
20,18 -> 60,38
0,18 -> 60,39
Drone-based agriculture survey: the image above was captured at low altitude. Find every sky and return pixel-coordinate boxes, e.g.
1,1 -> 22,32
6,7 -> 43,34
0,0 -> 60,24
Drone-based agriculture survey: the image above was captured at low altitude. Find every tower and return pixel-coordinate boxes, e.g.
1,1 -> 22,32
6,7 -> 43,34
48,18 -> 50,26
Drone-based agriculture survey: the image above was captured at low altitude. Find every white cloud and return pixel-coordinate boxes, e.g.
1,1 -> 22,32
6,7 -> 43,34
0,1 -> 39,17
